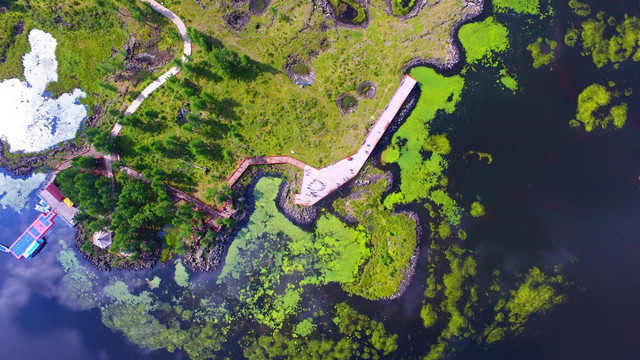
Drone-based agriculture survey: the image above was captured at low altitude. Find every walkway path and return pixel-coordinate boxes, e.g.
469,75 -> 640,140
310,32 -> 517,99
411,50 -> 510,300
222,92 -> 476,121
110,0 -> 192,134
226,155 -> 307,186
295,75 -> 417,205
224,75 -> 417,207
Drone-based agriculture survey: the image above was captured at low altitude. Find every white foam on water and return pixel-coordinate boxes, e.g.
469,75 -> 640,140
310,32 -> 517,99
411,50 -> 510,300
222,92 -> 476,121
0,29 -> 87,153
0,172 -> 46,213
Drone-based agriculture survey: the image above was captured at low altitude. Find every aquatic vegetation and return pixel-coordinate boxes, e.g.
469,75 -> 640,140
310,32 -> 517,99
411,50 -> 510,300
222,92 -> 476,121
58,244 -> 99,310
564,27 -> 580,46
484,267 -> 566,341
424,134 -> 452,155
465,150 -> 494,164
0,29 -> 87,153
420,246 -> 477,359
577,14 -> 640,68
527,37 -> 557,69
568,0 -> 591,16
383,67 -> 464,218
493,0 -> 540,15
458,17 -> 510,65
570,84 -> 628,131
0,172 -> 46,213
499,71 -> 518,91
244,302 -> 398,358
504,267 -> 565,329
174,260 -> 190,287
59,247 -> 228,358
294,318 -> 315,337
421,303 -> 438,328
470,201 -> 485,217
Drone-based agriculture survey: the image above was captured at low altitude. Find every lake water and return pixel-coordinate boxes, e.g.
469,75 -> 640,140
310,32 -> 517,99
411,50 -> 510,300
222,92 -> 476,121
1,1 -> 640,359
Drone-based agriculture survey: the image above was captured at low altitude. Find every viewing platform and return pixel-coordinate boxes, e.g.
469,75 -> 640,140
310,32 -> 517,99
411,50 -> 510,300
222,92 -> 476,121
293,75 -> 417,206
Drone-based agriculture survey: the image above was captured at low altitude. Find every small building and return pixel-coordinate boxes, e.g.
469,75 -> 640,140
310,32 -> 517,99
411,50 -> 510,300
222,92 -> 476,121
45,183 -> 65,202
92,230 -> 113,249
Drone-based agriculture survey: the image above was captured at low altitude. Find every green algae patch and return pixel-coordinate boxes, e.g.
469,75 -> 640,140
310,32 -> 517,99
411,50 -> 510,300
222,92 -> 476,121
499,72 -> 518,91
569,0 -> 591,16
458,17 -> 510,65
564,27 -> 580,47
470,201 -> 485,217
294,318 -> 316,337
527,37 -> 557,69
384,67 -> 464,226
313,214 -> 372,285
571,83 -> 628,131
577,15 -> 640,68
244,303 -> 398,358
493,0 -> 540,15
147,276 -> 161,290
174,259 -> 190,287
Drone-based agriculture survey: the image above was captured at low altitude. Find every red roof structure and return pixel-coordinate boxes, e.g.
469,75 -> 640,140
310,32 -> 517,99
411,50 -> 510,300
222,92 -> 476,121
45,183 -> 65,202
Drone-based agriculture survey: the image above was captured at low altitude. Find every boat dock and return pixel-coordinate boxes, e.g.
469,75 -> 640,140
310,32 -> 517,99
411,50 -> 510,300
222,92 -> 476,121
9,211 -> 56,259
37,177 -> 78,226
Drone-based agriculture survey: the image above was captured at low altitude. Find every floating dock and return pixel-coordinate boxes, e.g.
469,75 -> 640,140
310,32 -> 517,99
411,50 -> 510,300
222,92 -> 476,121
9,211 -> 56,259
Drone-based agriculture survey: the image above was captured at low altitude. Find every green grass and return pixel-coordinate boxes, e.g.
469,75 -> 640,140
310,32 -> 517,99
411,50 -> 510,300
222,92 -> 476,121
0,0 -> 178,114
119,0 -> 473,199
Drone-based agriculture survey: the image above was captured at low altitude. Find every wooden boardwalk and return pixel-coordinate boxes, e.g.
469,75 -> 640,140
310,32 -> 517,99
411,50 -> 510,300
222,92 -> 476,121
226,155 -> 308,186
224,75 -> 417,207
123,167 -> 234,219
294,75 -> 417,205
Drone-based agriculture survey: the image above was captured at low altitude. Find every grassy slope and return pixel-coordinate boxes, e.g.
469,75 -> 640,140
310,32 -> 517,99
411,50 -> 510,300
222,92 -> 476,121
120,0 -> 472,198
